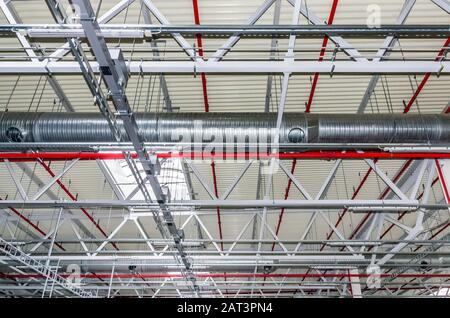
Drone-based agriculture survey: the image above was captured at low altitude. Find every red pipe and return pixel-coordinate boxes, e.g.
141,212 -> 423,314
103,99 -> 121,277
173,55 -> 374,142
192,0 -> 209,113
200,74 -> 209,112
211,160 -> 224,251
37,160 -> 119,251
305,0 -> 339,113
192,0 -> 224,252
2,151 -> 450,161
403,37 -> 450,113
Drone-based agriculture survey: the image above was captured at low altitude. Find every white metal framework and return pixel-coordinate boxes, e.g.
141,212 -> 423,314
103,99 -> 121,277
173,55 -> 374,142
0,0 -> 449,298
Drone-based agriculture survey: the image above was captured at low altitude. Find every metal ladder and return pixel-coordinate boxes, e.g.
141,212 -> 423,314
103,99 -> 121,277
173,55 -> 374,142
0,237 -> 95,298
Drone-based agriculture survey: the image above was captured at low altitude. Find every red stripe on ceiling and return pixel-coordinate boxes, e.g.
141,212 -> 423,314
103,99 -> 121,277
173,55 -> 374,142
211,160 -> 224,251
192,0 -> 223,250
192,0 -> 209,113
305,0 -> 339,113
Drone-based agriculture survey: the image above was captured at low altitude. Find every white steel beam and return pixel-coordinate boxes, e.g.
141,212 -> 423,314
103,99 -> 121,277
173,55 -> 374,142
14,162 -> 97,241
141,0 -> 200,61
185,161 -> 217,200
358,0 -> 417,113
97,0 -> 137,24
220,160 -> 254,200
364,159 -> 409,201
375,164 -> 436,266
4,159 -> 28,200
0,199 -> 426,209
436,159 -> 450,204
31,159 -> 79,200
0,61 -> 447,75
264,0 -> 282,112
0,0 -> 75,112
432,0 -> 450,14
348,268 -> 362,298
93,218 -> 128,256
286,0 -> 367,62
209,0 -> 277,62
49,0 -> 136,60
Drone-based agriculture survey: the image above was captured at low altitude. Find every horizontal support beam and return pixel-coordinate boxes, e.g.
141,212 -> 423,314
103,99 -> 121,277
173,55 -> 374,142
2,151 -> 450,161
0,61 -> 448,75
0,24 -> 448,38
0,199 -> 446,210
2,273 -> 449,279
0,142 -> 448,152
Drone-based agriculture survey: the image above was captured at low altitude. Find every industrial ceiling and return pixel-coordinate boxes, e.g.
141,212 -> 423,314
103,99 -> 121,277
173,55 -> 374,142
0,0 -> 449,298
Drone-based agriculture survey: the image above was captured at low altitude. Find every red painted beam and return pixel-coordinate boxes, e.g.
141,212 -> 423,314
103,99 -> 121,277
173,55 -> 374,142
192,0 -> 209,113
0,198 -> 65,251
192,0 -> 224,252
211,160 -> 224,251
305,0 -> 339,113
273,2 -> 338,287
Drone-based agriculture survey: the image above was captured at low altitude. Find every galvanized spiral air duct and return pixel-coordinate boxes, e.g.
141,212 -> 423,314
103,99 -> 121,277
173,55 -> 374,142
0,112 -> 449,145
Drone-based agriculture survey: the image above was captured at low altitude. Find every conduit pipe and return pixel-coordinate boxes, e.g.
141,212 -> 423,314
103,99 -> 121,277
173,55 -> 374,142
1,112 -> 449,145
